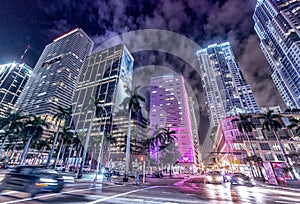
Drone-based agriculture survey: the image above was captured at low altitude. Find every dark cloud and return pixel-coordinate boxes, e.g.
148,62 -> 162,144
1,0 -> 285,147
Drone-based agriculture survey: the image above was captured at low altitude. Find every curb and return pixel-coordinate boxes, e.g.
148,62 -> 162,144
256,182 -> 300,192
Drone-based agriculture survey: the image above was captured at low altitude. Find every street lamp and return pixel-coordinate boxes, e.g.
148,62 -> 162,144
140,156 -> 146,183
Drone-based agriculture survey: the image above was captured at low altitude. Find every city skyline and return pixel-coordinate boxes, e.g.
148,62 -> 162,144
0,0 -> 285,111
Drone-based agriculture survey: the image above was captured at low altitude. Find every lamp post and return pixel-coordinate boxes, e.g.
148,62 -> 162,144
141,156 -> 146,183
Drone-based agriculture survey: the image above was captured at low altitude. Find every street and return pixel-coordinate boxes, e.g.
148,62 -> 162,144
0,175 -> 300,204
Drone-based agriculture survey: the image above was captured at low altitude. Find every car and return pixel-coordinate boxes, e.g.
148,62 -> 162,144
223,172 -> 232,182
229,173 -> 255,186
0,165 -> 64,197
0,162 -> 8,169
54,164 -> 66,172
82,165 -> 90,173
206,171 -> 224,184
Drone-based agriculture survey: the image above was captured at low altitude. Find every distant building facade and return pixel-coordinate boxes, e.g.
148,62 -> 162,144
197,42 -> 260,127
150,75 -> 197,172
0,63 -> 32,116
253,0 -> 300,108
213,113 -> 300,181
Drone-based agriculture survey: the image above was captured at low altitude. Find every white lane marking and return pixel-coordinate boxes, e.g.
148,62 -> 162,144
278,196 -> 300,202
86,186 -> 159,204
0,191 -> 19,196
2,187 -> 98,204
163,203 -> 179,204
1,184 -> 121,204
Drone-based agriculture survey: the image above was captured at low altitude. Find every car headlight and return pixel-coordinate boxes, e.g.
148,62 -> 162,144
217,176 -> 223,181
40,178 -> 57,183
207,176 -> 212,181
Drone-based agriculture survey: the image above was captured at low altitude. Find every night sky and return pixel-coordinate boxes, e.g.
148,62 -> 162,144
0,0 -> 286,146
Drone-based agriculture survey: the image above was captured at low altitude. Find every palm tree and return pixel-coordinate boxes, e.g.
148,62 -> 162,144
120,86 -> 145,181
288,117 -> 300,138
231,113 -> 265,179
54,126 -> 73,168
33,139 -> 50,164
231,113 -> 256,155
258,110 -> 297,180
148,126 -> 166,171
47,106 -> 71,166
80,97 -> 106,178
0,110 -> 27,156
19,115 -> 49,165
161,128 -> 176,148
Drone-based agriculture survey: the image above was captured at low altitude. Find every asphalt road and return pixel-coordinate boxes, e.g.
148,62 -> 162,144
0,176 -> 300,204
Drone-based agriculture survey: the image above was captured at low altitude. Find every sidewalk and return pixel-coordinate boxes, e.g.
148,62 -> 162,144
74,174 -> 183,186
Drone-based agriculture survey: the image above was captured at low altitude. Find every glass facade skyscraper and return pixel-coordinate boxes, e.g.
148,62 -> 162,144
253,0 -> 300,108
197,42 -> 260,127
0,63 -> 32,116
72,44 -> 134,168
16,28 -> 93,120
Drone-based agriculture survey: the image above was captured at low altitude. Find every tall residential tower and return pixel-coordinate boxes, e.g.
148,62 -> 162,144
253,0 -> 300,108
0,63 -> 32,116
150,75 -> 197,172
16,28 -> 93,122
197,42 -> 260,127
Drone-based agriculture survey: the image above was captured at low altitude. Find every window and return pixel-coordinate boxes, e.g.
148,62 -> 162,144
259,143 -> 271,150
272,143 -> 281,151
231,143 -> 245,150
264,153 -> 274,161
284,143 -> 296,151
276,154 -> 285,161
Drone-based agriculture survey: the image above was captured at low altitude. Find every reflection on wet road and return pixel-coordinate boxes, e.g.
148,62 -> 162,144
176,179 -> 300,203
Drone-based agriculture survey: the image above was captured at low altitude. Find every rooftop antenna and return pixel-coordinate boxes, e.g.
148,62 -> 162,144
19,45 -> 30,63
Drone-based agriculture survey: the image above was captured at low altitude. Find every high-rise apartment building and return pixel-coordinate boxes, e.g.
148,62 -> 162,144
72,44 -> 134,169
150,75 -> 196,172
187,97 -> 202,169
253,0 -> 300,108
0,63 -> 32,116
197,42 -> 260,127
16,28 -> 93,122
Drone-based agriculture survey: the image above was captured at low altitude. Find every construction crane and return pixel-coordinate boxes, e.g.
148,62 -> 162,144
18,45 -> 30,63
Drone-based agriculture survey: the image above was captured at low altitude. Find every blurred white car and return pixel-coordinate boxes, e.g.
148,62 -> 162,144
206,171 -> 224,184
62,175 -> 75,183
55,165 -> 66,172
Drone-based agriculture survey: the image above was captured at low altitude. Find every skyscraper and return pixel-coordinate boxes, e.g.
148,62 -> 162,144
150,75 -> 196,172
0,63 -> 32,116
197,42 -> 260,127
253,0 -> 300,108
72,44 -> 134,168
16,28 -> 93,132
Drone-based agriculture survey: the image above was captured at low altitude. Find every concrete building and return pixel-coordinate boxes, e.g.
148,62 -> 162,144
150,75 -> 197,173
253,0 -> 300,108
0,63 -> 32,116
